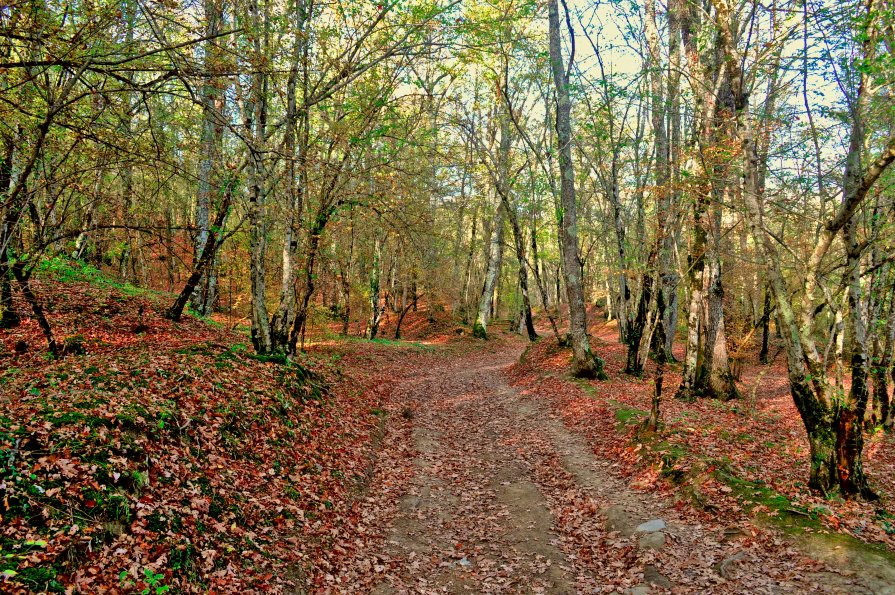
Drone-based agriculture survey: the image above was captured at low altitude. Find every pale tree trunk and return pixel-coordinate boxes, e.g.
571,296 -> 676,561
676,194 -> 708,399
473,202 -> 504,339
248,0 -> 272,353
190,0 -> 227,316
0,137 -> 19,329
872,276 -> 895,428
676,4 -> 736,400
699,244 -> 738,400
460,206 -> 478,323
660,0 -> 684,360
367,234 -> 383,339
548,0 -> 605,378
271,0 -> 309,350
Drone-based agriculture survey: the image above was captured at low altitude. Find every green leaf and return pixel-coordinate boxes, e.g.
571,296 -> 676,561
24,539 -> 48,547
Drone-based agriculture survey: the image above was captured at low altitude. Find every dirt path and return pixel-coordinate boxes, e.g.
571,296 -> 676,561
339,337 -> 893,594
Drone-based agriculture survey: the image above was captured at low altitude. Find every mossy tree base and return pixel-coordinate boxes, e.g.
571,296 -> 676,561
571,352 -> 609,381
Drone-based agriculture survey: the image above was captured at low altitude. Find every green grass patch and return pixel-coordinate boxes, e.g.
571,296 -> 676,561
36,256 -> 159,299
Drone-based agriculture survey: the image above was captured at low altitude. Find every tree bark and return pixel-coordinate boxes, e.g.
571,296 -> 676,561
367,234 -> 383,339
190,0 -> 227,316
548,0 -> 605,378
247,0 -> 272,353
473,202 -> 504,339
166,182 -> 232,322
271,0 -> 309,349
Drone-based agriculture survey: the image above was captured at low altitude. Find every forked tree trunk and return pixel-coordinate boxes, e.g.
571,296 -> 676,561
271,2 -> 309,349
493,114 -> 536,342
500,191 -> 537,341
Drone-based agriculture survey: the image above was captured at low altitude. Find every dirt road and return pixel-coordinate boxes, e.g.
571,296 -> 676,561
335,337 -> 893,594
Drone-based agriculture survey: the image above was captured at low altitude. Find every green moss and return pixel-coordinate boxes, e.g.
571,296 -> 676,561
613,405 -> 648,425
472,321 -> 487,339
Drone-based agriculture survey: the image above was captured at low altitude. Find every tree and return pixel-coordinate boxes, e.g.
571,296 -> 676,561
547,0 -> 606,378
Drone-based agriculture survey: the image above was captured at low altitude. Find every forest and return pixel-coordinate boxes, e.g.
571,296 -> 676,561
2,0 -> 895,591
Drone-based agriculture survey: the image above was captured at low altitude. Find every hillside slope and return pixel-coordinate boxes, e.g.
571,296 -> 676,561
0,262 -> 422,593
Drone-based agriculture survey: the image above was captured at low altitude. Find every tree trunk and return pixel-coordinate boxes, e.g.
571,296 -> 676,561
367,234 -> 383,339
504,200 -> 537,342
759,286 -> 771,364
548,0 -> 605,378
676,204 -> 706,399
270,1 -> 309,350
838,194 -> 875,498
873,280 -> 895,429
247,0 -> 272,353
460,206 -> 478,323
166,183 -> 232,322
190,0 -> 227,316
0,139 -> 19,329
493,112 -> 536,342
288,198 -> 341,353
11,263 -> 58,357
473,202 -> 504,339
626,248 -> 658,376
699,255 -> 738,399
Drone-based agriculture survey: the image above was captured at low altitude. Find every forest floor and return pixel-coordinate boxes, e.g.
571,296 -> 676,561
2,263 -> 895,593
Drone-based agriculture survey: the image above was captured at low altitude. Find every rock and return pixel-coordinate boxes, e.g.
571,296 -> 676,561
638,531 -> 666,550
457,556 -> 472,568
604,505 -> 633,535
625,585 -> 651,595
636,519 -> 667,533
643,565 -> 673,589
